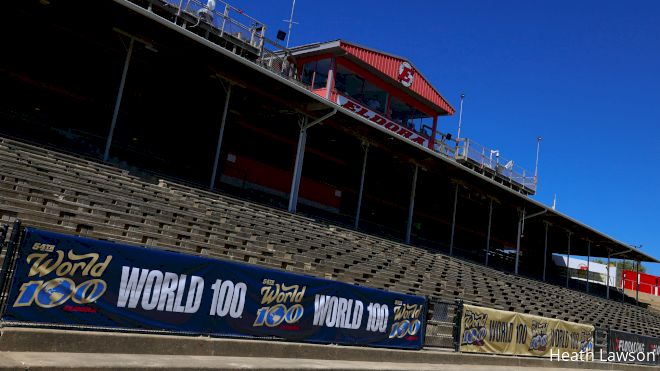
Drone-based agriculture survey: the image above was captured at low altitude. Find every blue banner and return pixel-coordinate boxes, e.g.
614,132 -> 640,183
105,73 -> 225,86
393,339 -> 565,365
2,228 -> 427,349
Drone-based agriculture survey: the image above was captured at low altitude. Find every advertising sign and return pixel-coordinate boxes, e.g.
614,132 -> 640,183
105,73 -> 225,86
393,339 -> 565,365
2,228 -> 427,350
608,329 -> 660,365
459,304 -> 594,359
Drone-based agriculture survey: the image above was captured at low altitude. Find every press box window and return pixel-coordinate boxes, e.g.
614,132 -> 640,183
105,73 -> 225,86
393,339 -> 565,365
300,59 -> 331,89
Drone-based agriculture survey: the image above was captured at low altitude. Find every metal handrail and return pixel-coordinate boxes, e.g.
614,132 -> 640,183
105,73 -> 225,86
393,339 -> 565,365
455,138 -> 537,192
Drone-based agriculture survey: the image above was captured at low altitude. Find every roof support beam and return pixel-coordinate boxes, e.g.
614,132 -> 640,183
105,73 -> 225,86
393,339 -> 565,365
514,208 -> 525,275
543,221 -> 549,282
606,250 -> 611,300
636,260 -> 640,305
485,198 -> 493,266
288,109 -> 337,213
566,231 -> 572,288
354,142 -> 369,230
210,83 -> 232,190
405,164 -> 419,244
586,240 -> 591,293
449,183 -> 459,256
104,35 -> 135,162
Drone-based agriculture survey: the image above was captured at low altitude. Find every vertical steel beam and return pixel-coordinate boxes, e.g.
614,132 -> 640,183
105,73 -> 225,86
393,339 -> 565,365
429,115 -> 438,150
325,57 -> 335,100
209,84 -> 232,190
449,183 -> 459,256
606,251 -> 611,299
354,142 -> 369,230
586,240 -> 591,293
405,164 -> 419,244
543,222 -> 549,282
566,231 -> 572,288
104,37 -> 135,162
485,199 -> 493,266
636,260 -> 640,305
288,116 -> 308,213
514,209 -> 525,275
621,261 -> 626,303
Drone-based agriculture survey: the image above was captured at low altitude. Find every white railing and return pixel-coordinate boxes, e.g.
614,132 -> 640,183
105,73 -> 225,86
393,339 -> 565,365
166,0 -> 267,49
455,138 -> 537,193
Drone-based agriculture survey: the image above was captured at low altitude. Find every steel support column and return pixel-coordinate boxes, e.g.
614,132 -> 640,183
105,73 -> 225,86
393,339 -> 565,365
449,183 -> 459,256
586,241 -> 591,293
325,58 -> 335,100
636,260 -> 640,305
288,117 -> 308,213
354,142 -> 369,230
485,199 -> 493,266
287,110 -> 337,213
566,231 -> 572,288
428,115 -> 438,150
209,83 -> 232,189
606,251 -> 611,300
543,222 -> 549,282
405,164 -> 419,244
514,209 -> 525,275
104,37 -> 135,162
622,260 -> 626,303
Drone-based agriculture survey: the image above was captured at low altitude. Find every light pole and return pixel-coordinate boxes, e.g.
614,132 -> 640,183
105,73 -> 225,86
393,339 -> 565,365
456,93 -> 465,139
534,136 -> 542,186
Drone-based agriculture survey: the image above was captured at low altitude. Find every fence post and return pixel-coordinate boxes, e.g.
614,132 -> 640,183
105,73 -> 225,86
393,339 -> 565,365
0,220 -> 22,314
423,296 -> 431,347
453,299 -> 464,352
0,224 -> 7,259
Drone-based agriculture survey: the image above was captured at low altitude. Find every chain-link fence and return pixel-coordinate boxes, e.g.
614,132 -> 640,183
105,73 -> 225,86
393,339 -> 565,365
424,299 -> 461,349
593,326 -> 608,355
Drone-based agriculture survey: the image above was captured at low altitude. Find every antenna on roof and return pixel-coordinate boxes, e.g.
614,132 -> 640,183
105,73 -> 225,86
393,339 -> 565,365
456,93 -> 465,139
283,0 -> 299,48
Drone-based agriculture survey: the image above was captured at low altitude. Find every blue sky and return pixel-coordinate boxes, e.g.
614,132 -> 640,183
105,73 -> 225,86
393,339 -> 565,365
236,1 -> 660,274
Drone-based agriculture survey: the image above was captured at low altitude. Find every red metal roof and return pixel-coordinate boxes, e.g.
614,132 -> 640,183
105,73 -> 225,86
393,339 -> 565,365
339,41 -> 455,115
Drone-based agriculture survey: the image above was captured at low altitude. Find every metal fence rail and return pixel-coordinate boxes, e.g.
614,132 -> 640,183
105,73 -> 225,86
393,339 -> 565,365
455,138 -> 537,193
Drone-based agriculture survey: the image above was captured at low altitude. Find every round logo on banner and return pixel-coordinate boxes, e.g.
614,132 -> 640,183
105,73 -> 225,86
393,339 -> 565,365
398,61 -> 414,87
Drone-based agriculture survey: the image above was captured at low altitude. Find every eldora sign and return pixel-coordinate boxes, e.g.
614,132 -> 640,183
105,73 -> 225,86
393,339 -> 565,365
336,94 -> 428,148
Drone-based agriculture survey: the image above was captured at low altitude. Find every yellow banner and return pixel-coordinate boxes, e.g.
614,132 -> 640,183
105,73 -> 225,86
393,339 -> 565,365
459,304 -> 594,359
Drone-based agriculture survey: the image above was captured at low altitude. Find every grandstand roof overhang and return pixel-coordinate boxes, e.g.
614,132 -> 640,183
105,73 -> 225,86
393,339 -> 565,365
287,40 -> 455,116
113,0 -> 657,264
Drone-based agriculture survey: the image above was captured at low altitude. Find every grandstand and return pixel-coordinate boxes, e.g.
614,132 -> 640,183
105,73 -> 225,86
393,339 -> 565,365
1,137 -> 659,338
1,0 -> 659,369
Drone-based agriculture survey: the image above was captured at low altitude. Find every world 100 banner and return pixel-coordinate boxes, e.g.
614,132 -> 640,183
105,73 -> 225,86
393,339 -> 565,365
1,228 -> 427,350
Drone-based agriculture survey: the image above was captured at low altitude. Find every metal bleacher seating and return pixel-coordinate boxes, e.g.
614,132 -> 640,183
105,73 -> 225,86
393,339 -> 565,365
1,136 -> 659,338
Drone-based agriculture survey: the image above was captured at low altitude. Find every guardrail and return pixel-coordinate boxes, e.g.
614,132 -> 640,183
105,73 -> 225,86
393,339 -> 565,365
173,0 -> 266,49
455,138 -> 537,193
621,278 -> 660,297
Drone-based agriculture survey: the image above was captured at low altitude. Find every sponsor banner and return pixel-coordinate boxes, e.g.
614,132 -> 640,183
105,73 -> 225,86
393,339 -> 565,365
459,304 -> 594,359
608,329 -> 660,365
336,94 -> 429,148
2,228 -> 427,350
